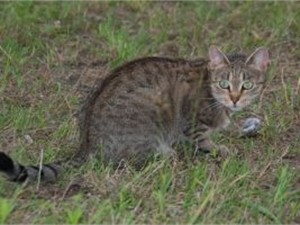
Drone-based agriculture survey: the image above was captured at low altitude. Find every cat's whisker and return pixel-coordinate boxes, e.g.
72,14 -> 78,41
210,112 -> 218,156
202,101 -> 223,112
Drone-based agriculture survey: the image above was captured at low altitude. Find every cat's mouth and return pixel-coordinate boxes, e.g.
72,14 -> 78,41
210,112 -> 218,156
229,104 -> 242,112
222,101 -> 244,112
217,101 -> 243,112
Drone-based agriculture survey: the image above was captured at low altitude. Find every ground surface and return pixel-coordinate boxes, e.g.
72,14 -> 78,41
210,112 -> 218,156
0,2 -> 300,224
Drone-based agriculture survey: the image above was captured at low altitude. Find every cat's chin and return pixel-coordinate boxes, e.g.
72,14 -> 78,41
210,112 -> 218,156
230,107 -> 242,112
227,105 -> 244,112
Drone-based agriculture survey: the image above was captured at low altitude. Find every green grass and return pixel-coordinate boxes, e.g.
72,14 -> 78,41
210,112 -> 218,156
0,1 -> 300,224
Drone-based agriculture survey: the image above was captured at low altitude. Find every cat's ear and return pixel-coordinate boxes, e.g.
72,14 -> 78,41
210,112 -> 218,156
208,46 -> 230,69
246,47 -> 269,72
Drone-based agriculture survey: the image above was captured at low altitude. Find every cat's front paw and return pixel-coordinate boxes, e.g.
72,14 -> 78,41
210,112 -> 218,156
211,145 -> 230,158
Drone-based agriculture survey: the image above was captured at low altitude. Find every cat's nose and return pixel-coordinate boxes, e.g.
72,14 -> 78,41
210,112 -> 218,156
230,92 -> 240,104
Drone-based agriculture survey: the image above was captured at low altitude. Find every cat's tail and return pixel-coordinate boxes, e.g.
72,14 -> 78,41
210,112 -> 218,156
0,152 -> 68,183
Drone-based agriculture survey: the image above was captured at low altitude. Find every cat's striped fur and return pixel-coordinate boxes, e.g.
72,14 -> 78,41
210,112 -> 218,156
0,46 -> 269,183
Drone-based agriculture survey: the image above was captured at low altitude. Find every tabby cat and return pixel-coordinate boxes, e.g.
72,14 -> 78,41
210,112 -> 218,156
0,46 -> 269,183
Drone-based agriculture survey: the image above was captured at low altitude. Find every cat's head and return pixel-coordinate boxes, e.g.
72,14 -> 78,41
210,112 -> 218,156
208,46 -> 269,111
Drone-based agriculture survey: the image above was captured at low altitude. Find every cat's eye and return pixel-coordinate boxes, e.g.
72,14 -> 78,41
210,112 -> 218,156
242,81 -> 254,90
219,80 -> 230,89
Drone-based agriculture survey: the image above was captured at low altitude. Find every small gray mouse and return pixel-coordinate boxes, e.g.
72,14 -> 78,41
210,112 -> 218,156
242,117 -> 262,137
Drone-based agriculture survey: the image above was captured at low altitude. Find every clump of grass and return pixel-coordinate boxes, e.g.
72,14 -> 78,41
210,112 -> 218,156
0,198 -> 15,223
98,15 -> 149,68
65,196 -> 85,224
